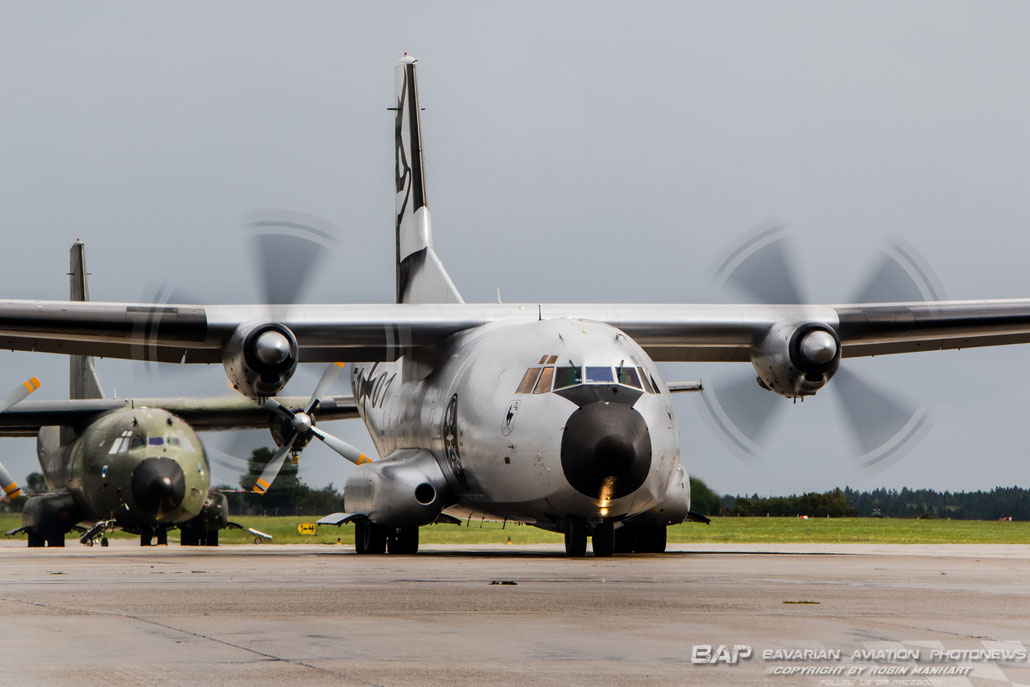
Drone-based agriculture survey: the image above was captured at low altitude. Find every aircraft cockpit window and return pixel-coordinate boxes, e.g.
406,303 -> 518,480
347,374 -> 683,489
108,430 -> 133,454
585,366 -> 614,384
533,367 -> 554,393
553,365 -> 582,390
617,367 -> 642,388
516,368 -> 542,394
167,435 -> 195,451
638,368 -> 655,394
147,437 -> 164,447
110,430 -> 147,453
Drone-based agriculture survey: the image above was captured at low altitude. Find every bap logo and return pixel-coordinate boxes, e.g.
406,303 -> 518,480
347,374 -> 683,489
691,645 -> 753,664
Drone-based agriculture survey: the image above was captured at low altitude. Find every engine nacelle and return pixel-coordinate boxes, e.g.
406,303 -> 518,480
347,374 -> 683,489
344,449 -> 451,527
222,322 -> 299,398
751,322 -> 840,398
22,491 -> 81,535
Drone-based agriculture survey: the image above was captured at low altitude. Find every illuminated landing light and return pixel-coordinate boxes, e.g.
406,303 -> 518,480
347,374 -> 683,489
600,507 -> 609,517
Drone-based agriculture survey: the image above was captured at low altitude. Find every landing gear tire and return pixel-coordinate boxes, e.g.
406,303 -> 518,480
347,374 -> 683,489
157,528 -> 168,546
46,533 -> 65,547
27,531 -> 45,548
355,521 -> 387,554
140,527 -> 154,546
591,522 -> 615,558
637,525 -> 667,554
100,537 -> 109,547
564,518 -> 587,557
388,526 -> 419,555
354,521 -> 367,554
613,526 -> 636,554
204,530 -> 219,547
180,528 -> 197,546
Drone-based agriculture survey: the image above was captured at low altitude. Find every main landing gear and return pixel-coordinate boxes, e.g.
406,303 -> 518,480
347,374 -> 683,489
139,526 -> 169,546
563,519 -> 667,556
26,529 -> 65,548
354,522 -> 419,555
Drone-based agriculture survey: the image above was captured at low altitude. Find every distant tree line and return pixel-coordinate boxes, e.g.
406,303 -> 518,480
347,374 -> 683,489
716,486 -> 1030,520
217,447 -> 346,517
720,488 -> 858,517
838,486 -> 1030,520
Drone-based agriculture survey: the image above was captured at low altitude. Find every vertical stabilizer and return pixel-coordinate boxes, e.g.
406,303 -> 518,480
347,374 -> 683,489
69,241 -> 105,400
394,56 -> 463,305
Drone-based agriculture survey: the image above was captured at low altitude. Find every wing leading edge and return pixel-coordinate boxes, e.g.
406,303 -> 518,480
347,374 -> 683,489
1,299 -> 1030,364
0,395 -> 359,437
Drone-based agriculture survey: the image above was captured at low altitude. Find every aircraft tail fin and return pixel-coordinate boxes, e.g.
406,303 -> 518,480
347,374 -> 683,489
69,241 -> 105,400
394,56 -> 463,305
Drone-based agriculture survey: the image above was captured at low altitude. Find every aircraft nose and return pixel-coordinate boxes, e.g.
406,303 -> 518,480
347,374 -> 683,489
131,457 -> 186,514
561,402 -> 652,499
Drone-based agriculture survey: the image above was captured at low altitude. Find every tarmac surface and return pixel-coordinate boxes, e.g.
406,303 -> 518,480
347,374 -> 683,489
1,541 -> 1029,686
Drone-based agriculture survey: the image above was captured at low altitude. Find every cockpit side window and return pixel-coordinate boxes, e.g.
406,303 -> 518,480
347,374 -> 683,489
516,368 -> 542,394
585,366 -> 614,383
167,434 -> 195,451
147,437 -> 164,446
533,367 -> 554,393
638,367 -> 655,393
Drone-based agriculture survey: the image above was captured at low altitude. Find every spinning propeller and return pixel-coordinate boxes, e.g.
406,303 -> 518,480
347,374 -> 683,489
700,225 -> 943,470
135,211 -> 370,491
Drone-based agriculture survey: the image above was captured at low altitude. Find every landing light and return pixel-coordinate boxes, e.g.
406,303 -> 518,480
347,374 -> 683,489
600,507 -> 609,516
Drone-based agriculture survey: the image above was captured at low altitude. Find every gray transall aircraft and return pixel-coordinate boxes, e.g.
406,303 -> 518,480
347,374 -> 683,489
2,56 -> 1030,556
0,242 -> 357,547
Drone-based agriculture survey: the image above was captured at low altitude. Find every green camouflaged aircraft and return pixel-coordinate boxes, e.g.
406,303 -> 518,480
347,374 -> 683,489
0,243 -> 357,547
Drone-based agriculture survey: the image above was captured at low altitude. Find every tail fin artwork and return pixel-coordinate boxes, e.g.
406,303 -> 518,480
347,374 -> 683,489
69,241 -> 105,400
394,55 -> 463,305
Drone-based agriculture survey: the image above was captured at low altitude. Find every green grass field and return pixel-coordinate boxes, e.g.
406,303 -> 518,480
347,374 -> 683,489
2,513 -> 1028,545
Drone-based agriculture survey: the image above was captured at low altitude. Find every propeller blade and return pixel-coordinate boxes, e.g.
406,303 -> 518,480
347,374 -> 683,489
246,211 -> 337,306
134,281 -> 210,384
832,367 -> 931,470
251,435 -> 298,495
309,426 -> 372,466
849,239 -> 946,304
305,362 -> 345,414
0,377 -> 40,414
261,398 -> 296,422
714,225 -> 805,305
698,370 -> 785,457
206,446 -> 264,477
0,461 -> 21,500
0,377 -> 41,499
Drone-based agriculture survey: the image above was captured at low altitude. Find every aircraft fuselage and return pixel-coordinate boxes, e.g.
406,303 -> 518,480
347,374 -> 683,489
351,318 -> 684,529
35,406 -> 210,529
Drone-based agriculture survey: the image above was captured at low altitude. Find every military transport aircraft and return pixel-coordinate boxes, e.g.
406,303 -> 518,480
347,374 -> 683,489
2,56 -> 1030,557
0,242 -> 357,547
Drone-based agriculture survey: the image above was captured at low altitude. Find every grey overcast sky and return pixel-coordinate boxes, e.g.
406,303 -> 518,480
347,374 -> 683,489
2,2 -> 1029,497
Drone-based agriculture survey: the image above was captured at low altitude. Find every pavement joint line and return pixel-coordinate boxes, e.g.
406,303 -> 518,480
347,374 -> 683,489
0,596 -> 384,687
862,616 -> 994,642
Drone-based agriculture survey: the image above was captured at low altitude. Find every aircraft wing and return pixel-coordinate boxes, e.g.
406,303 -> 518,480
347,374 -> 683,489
0,394 -> 358,437
0,299 -> 1029,364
